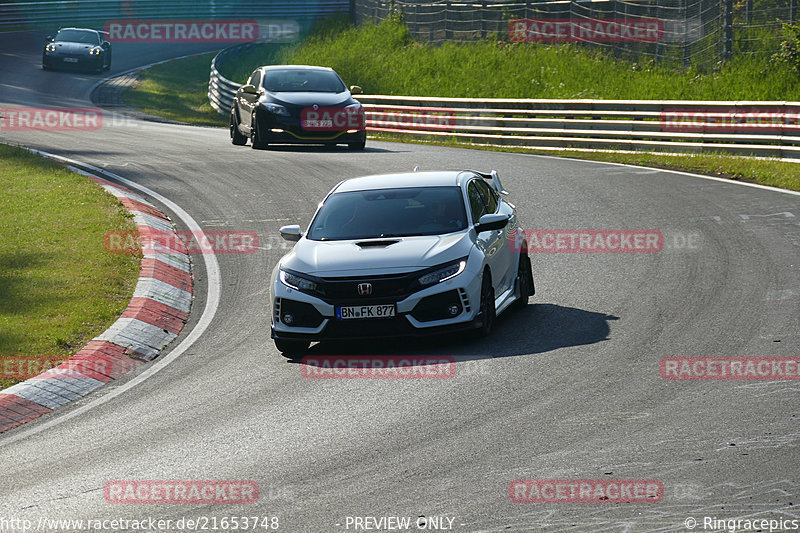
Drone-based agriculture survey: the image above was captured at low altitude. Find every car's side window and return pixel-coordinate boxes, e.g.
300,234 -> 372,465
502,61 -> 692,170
467,181 -> 488,223
474,179 -> 498,213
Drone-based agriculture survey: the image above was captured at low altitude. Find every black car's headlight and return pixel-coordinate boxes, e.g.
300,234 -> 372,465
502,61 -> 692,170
45,43 -> 56,53
417,258 -> 468,288
262,103 -> 290,116
89,47 -> 102,56
279,269 -> 324,296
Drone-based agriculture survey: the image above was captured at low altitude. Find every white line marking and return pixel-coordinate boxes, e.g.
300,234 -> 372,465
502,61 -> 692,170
0,150 -> 221,448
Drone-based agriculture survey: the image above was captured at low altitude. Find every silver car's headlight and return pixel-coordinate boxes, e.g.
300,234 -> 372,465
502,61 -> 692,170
279,269 -> 322,294
89,47 -> 102,56
418,258 -> 467,288
45,43 -> 56,52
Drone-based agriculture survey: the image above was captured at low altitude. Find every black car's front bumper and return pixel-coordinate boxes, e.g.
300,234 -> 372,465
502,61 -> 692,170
43,53 -> 104,70
256,109 -> 366,145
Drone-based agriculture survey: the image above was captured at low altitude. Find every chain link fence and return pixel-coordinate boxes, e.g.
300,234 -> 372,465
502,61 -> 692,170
353,0 -> 797,69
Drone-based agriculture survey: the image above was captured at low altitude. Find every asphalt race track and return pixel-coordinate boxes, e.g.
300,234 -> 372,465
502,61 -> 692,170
0,30 -> 798,533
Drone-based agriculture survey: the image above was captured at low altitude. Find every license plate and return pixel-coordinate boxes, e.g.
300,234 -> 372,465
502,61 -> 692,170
336,304 -> 396,320
302,119 -> 333,129
63,57 -> 78,63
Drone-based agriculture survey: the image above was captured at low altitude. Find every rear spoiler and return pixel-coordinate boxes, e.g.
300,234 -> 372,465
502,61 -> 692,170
473,170 -> 508,196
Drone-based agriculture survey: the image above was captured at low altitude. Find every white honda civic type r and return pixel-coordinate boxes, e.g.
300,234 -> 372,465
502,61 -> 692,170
269,169 -> 534,356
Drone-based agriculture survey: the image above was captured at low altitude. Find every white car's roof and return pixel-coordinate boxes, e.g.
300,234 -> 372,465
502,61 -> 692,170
335,171 -> 477,193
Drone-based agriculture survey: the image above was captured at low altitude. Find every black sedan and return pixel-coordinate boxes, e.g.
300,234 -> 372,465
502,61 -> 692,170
42,28 -> 111,73
230,65 -> 367,150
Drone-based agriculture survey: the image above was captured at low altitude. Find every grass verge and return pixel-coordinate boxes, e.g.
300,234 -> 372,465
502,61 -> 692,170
122,52 -> 227,127
0,145 -> 141,391
223,16 -> 800,100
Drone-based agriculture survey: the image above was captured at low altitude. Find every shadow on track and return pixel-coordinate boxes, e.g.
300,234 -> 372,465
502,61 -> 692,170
248,145 -> 404,154
285,303 -> 619,361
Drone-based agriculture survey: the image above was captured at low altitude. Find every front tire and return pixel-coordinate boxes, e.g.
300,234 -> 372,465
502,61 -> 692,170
475,272 -> 496,337
513,254 -> 535,309
251,114 -> 269,149
231,110 -> 247,145
275,339 -> 310,357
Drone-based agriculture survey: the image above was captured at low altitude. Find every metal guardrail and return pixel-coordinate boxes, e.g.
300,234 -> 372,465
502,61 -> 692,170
0,0 -> 349,29
358,96 -> 800,158
209,51 -> 800,159
208,44 -> 252,116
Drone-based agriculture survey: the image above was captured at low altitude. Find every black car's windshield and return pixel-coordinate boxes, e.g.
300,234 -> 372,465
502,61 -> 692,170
54,30 -> 100,44
307,186 -> 468,241
262,69 -> 346,93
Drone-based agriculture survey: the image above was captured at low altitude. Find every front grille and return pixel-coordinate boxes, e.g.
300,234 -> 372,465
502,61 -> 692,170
318,271 -> 423,305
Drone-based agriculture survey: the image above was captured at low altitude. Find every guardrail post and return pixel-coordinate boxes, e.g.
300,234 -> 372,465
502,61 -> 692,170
481,1 -> 487,39
724,0 -> 733,61
682,0 -> 691,67
445,1 -> 452,41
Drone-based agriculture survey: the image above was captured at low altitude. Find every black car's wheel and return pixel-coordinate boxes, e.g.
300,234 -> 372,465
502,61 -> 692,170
274,339 -> 310,357
513,254 -> 535,309
250,114 -> 269,149
476,272 -> 495,337
348,139 -> 366,150
104,51 -> 112,70
231,110 -> 247,146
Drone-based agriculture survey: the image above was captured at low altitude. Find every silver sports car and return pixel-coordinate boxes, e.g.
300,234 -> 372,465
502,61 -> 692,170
270,169 -> 534,356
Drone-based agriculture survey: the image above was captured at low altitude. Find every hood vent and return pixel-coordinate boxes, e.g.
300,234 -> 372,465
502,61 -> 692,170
355,239 -> 400,248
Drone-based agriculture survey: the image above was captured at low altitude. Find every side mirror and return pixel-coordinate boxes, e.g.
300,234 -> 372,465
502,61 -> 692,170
349,85 -> 363,95
279,224 -> 303,242
475,213 -> 509,234
241,84 -> 259,95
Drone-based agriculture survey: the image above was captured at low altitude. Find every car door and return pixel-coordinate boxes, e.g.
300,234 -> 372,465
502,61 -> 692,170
478,180 -> 518,294
468,178 -> 507,296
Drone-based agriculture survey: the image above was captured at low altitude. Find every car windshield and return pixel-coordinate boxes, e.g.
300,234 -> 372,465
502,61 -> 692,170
262,69 -> 346,93
307,186 -> 468,241
54,30 -> 100,44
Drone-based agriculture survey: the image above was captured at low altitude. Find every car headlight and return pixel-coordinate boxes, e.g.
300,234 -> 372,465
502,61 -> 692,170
262,103 -> 290,116
45,43 -> 56,53
345,103 -> 363,112
417,258 -> 467,288
89,47 -> 102,56
279,269 -> 323,295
